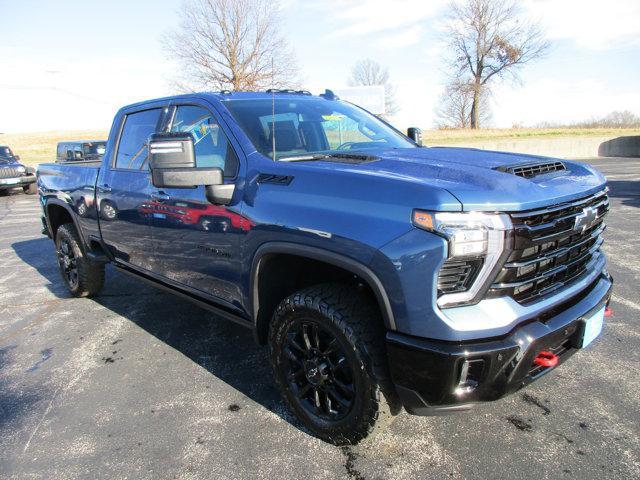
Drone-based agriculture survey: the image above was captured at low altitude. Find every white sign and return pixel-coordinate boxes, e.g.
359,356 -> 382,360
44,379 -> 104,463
333,86 -> 386,115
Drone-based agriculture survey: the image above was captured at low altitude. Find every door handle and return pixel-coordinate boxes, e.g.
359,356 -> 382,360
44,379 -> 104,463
151,191 -> 171,202
98,184 -> 112,193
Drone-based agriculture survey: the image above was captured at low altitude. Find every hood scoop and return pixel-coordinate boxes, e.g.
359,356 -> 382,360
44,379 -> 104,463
495,161 -> 566,179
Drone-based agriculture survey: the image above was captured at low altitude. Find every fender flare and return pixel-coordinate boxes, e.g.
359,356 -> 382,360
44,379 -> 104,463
250,242 -> 396,331
44,198 -> 88,248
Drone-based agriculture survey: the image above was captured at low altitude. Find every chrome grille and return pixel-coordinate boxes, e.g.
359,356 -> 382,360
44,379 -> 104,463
488,189 -> 609,304
0,166 -> 23,179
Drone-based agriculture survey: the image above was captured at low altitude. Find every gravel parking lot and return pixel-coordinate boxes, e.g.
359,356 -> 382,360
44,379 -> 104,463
0,157 -> 638,480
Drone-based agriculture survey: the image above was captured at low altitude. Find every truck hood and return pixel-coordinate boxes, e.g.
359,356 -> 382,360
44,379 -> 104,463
313,147 -> 607,211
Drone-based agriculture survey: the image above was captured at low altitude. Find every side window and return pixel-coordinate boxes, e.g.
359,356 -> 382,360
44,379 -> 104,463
170,105 -> 239,177
115,108 -> 161,170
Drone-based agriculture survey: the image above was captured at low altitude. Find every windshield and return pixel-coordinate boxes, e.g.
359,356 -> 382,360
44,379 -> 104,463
223,97 -> 415,160
83,142 -> 106,156
0,147 -> 13,158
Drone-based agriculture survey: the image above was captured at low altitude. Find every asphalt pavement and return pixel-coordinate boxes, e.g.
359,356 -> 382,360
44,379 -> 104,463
0,157 -> 638,479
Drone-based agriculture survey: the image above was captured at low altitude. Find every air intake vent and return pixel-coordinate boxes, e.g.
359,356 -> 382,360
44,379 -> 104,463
437,259 -> 483,294
497,161 -> 566,179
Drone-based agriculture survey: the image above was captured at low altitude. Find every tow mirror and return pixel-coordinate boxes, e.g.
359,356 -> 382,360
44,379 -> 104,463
407,127 -> 423,146
148,132 -> 233,205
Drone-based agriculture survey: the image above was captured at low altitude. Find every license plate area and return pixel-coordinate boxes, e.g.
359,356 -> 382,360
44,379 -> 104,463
0,178 -> 20,185
581,307 -> 605,348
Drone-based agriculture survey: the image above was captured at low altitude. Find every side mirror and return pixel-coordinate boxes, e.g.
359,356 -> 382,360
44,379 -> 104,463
148,132 -> 234,205
148,132 -> 222,189
407,127 -> 423,146
14,155 -> 20,161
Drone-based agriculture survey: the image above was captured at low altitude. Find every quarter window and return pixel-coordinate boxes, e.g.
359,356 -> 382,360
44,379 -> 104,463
115,108 -> 161,170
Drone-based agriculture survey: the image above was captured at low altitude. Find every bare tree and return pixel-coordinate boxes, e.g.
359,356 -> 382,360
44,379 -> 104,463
435,78 -> 491,128
163,0 -> 300,92
349,59 -> 399,116
444,0 -> 549,128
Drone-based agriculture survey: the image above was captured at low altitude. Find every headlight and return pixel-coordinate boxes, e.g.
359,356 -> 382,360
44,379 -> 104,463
413,210 -> 512,308
16,166 -> 26,174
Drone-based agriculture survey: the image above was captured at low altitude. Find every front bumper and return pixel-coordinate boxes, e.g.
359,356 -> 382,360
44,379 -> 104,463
0,174 -> 36,189
387,272 -> 612,415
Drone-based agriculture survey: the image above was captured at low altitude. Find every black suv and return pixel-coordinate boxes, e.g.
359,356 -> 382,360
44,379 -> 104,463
0,146 -> 37,195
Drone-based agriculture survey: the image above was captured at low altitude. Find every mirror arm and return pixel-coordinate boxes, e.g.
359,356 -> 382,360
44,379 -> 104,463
205,184 -> 235,205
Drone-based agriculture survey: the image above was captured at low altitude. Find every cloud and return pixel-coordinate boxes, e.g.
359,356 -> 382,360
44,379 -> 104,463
301,0 -> 446,39
525,0 -> 640,50
378,25 -> 424,48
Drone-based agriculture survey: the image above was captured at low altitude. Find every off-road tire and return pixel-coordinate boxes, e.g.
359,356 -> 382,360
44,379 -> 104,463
269,283 -> 398,445
55,223 -> 105,297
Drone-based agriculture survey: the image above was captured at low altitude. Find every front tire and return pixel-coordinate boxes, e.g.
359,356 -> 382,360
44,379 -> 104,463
55,223 -> 105,297
269,284 -> 397,445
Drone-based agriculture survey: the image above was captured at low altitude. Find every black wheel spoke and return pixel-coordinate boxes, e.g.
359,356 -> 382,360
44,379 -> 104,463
322,338 -> 338,355
332,356 -> 347,373
302,324 -> 313,351
312,323 -> 321,350
284,346 -> 303,365
296,383 -> 312,398
333,377 -> 355,396
286,335 -> 307,356
326,386 -> 351,408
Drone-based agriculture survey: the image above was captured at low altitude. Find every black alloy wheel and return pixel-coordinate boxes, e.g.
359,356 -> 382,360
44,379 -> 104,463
57,237 -> 79,290
282,319 -> 356,420
269,284 -> 397,445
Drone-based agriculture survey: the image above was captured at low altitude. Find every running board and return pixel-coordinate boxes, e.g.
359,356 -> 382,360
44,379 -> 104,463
113,264 -> 252,329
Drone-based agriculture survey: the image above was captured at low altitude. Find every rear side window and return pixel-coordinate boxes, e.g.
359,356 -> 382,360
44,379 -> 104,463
170,105 -> 239,177
115,108 -> 161,170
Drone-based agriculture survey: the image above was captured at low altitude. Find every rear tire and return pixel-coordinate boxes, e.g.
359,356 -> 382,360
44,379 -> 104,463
23,183 -> 37,195
55,223 -> 105,297
269,283 -> 397,445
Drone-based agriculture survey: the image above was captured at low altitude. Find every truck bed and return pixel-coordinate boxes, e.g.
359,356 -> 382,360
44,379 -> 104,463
37,161 -> 101,242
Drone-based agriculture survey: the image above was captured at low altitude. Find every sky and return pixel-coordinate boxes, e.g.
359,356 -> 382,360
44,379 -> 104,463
1,0 -> 639,133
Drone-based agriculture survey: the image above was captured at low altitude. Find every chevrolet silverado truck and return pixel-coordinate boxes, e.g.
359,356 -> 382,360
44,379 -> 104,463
37,91 -> 612,445
0,145 -> 37,195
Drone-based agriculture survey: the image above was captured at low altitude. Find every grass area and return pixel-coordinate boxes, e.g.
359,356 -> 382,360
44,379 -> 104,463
3,127 -> 639,166
1,130 -> 108,166
422,127 -> 640,144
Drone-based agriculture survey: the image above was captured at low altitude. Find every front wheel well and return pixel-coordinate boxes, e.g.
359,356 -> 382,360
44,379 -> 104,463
253,252 -> 391,344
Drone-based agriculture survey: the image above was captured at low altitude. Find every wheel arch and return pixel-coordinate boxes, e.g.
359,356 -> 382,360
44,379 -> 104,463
250,242 -> 396,344
46,200 -> 80,240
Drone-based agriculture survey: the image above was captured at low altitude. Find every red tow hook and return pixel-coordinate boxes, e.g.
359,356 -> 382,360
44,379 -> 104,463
605,307 -> 613,317
534,351 -> 559,368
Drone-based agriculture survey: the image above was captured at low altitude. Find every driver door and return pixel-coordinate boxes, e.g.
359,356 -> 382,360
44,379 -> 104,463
148,103 -> 247,309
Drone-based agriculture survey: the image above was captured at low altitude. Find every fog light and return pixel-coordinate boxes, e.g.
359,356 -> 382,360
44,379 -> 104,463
454,359 -> 484,396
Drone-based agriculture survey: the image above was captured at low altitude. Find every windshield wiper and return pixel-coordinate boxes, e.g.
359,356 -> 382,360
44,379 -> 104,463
279,152 -> 378,162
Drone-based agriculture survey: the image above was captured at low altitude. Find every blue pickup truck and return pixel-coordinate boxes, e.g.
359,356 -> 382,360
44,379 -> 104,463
37,90 -> 612,444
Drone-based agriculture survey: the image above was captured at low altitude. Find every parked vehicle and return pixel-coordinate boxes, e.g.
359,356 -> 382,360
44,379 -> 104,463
37,91 -> 612,444
0,145 -> 37,195
56,141 -> 106,163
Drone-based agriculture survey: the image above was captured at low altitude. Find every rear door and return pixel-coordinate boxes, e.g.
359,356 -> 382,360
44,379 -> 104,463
148,102 -> 247,308
98,107 -> 163,270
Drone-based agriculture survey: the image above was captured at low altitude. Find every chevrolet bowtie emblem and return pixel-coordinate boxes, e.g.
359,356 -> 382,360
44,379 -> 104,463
574,206 -> 598,233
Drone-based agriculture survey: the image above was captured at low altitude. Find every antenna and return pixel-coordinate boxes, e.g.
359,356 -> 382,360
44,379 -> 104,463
271,58 -> 276,161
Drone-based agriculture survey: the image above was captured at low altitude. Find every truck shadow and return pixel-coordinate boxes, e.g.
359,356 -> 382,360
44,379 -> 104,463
606,179 -> 640,208
11,238 -> 305,436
